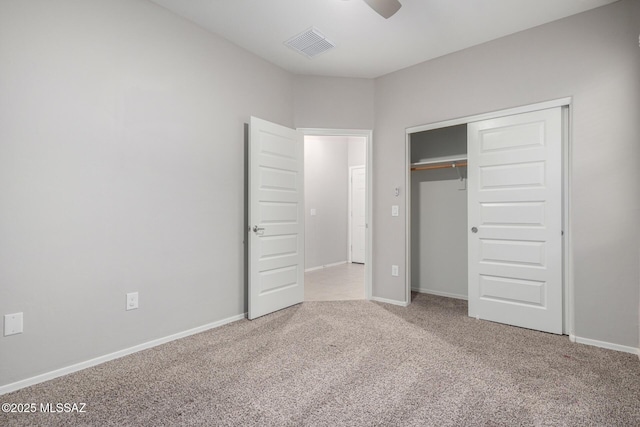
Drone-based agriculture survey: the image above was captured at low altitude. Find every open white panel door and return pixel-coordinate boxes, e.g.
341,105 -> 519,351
468,107 -> 562,334
249,117 -> 304,320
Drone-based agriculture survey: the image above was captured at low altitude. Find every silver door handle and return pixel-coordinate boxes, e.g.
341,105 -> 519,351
471,227 -> 478,233
253,225 -> 265,233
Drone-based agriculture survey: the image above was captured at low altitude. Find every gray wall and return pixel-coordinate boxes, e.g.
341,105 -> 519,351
294,76 -> 375,130
304,136 -> 349,269
411,174 -> 468,298
0,0 -> 293,387
373,0 -> 640,347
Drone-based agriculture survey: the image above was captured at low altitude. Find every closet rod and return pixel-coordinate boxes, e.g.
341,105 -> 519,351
411,161 -> 467,172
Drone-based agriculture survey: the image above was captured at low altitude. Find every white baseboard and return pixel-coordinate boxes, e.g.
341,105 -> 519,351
411,288 -> 468,301
305,260 -> 347,272
0,313 -> 246,396
569,334 -> 639,355
370,296 -> 410,307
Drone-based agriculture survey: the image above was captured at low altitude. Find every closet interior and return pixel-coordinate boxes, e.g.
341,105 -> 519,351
410,124 -> 469,300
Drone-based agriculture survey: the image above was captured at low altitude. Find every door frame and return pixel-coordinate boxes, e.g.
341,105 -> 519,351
348,165 -> 366,264
299,128 -> 373,300
404,97 -> 573,335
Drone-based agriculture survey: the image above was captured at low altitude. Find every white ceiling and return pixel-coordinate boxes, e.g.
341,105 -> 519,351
148,0 -> 617,79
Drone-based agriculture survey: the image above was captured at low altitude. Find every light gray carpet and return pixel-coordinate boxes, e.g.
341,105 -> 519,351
2,294 -> 640,426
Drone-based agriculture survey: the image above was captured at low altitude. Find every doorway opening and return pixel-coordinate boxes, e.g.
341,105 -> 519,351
300,129 -> 372,302
410,124 -> 468,301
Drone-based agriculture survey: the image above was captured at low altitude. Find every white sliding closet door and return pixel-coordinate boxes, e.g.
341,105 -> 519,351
467,107 -> 563,334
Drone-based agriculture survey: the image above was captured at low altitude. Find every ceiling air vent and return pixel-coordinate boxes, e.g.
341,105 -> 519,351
284,27 -> 335,58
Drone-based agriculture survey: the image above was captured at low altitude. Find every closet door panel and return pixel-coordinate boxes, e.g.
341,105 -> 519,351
468,107 -> 562,334
479,202 -> 546,227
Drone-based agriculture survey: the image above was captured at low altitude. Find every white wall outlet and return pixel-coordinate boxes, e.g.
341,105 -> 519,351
391,205 -> 399,217
4,312 -> 23,336
310,208 -> 317,216
126,292 -> 139,311
391,265 -> 399,277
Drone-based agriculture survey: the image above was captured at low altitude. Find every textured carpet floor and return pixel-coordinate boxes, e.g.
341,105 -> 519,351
2,294 -> 640,426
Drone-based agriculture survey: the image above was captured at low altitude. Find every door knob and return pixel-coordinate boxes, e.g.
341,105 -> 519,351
471,227 -> 478,233
253,225 -> 265,234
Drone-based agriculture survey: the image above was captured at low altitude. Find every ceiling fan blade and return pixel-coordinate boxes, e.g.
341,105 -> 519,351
363,0 -> 402,19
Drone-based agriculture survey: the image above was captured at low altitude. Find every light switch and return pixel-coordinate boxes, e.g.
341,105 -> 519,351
310,208 -> 317,216
126,292 -> 139,311
4,312 -> 23,336
391,205 -> 399,217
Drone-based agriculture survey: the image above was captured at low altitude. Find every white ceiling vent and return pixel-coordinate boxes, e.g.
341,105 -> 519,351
284,27 -> 335,58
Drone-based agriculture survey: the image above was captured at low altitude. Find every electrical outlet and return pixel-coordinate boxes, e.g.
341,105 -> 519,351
391,205 -> 399,217
391,265 -> 399,277
4,312 -> 23,336
126,292 -> 139,311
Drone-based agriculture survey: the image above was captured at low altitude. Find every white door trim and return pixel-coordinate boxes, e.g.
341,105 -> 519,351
348,165 -> 366,264
561,105 -> 573,337
406,98 -> 572,134
404,97 -> 573,336
299,128 -> 373,300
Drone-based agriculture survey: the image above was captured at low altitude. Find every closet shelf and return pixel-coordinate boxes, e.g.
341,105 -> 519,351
411,156 -> 467,172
